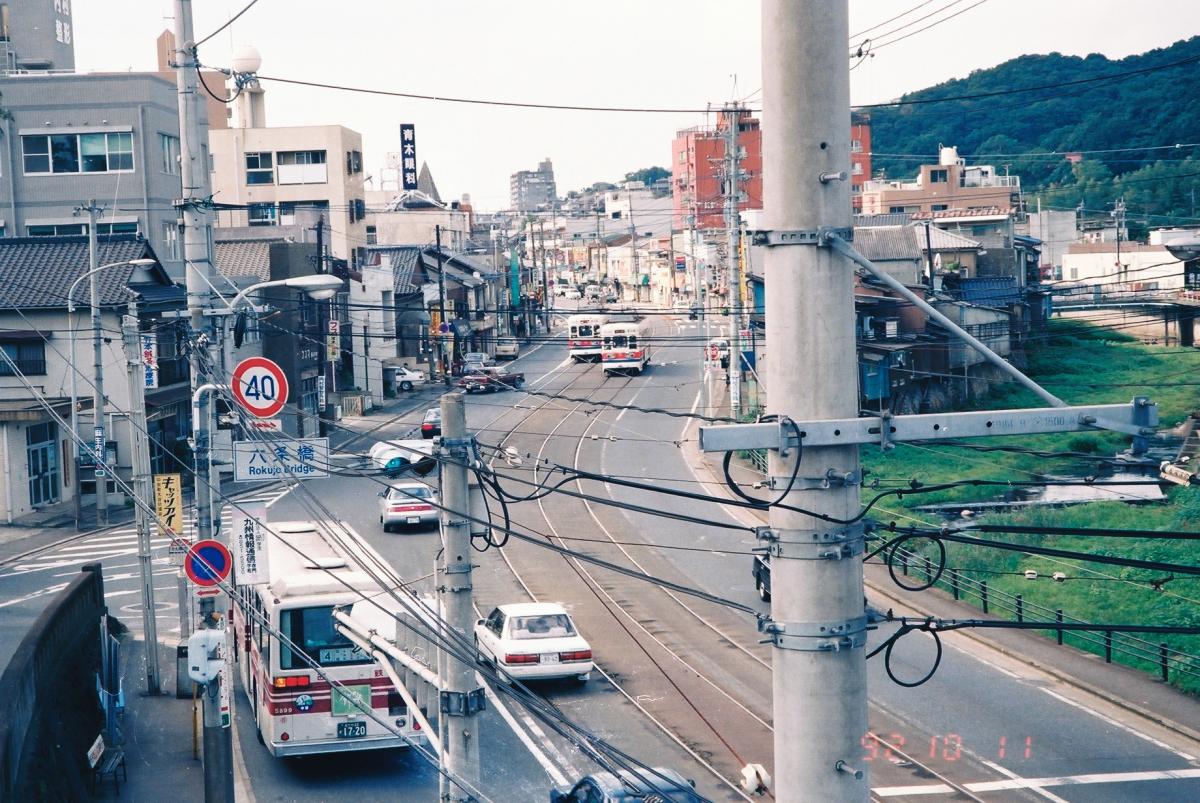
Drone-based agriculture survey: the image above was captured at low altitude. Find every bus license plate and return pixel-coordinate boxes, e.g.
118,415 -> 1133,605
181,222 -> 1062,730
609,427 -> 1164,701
338,721 -> 367,739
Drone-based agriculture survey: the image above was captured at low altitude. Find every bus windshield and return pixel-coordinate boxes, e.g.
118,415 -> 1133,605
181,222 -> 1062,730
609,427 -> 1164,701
574,325 -> 595,338
279,605 -> 370,669
609,335 -> 630,348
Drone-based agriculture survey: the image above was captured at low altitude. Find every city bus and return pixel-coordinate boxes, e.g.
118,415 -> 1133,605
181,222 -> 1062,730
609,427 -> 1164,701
567,314 -> 608,362
600,320 -> 651,376
233,520 -> 425,756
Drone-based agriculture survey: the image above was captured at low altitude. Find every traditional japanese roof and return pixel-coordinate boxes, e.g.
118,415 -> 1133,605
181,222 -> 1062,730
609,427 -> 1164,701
852,226 -> 922,263
213,238 -> 274,282
365,245 -> 423,295
0,234 -> 172,309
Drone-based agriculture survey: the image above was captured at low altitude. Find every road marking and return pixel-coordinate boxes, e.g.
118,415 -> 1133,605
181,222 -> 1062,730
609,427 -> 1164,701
1039,687 -> 1195,760
478,676 -> 572,787
978,758 -> 1069,802
0,583 -> 69,608
873,766 -> 1200,797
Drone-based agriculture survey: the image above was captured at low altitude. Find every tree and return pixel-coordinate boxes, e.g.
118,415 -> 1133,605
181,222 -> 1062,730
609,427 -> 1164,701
623,166 -> 670,186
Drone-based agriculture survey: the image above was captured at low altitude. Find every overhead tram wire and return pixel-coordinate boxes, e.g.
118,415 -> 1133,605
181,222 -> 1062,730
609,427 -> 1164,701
865,0 -> 990,52
850,0 -> 937,39
194,0 -> 261,48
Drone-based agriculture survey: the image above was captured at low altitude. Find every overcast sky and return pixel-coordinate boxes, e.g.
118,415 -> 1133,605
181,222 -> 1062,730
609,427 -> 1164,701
73,1 -> 1199,211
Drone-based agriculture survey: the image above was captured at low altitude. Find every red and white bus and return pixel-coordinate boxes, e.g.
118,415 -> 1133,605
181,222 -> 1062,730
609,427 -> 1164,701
600,320 -> 651,376
233,520 -> 426,756
567,314 -> 608,362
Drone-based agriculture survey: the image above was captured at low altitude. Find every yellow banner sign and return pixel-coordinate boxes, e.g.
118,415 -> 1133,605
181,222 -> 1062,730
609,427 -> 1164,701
153,473 -> 184,544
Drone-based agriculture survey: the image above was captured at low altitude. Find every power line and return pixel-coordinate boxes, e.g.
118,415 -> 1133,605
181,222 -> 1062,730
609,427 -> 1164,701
194,0 -> 261,48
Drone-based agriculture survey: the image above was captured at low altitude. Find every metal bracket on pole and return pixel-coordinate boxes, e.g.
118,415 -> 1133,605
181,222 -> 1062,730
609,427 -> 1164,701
771,523 -> 866,561
748,227 -> 853,248
440,688 -> 486,716
758,616 -> 869,652
698,400 -> 1158,453
775,468 -> 862,491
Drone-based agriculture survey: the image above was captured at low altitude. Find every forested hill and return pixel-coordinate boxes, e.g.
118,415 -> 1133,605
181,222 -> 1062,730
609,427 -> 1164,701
863,36 -> 1200,229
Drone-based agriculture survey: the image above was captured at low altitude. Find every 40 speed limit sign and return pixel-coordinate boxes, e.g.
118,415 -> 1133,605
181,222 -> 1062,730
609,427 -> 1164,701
231,357 -> 289,418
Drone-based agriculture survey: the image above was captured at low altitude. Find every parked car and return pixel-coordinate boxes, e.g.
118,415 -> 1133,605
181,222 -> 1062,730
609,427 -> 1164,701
458,366 -> 525,393
368,439 -> 436,477
463,351 -> 492,371
753,554 -> 770,601
549,768 -> 702,802
475,602 -> 592,682
584,284 -> 601,300
563,288 -> 582,300
494,336 -> 520,360
671,298 -> 691,313
708,337 -> 731,369
421,407 -> 441,439
394,365 -> 426,392
378,482 -> 439,531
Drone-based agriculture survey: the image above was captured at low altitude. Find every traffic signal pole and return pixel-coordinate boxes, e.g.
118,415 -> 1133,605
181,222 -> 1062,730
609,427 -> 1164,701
762,3 -> 868,799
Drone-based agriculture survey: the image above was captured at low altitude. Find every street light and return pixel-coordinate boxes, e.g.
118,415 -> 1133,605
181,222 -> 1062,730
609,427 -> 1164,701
227,274 -> 345,311
67,257 -> 156,527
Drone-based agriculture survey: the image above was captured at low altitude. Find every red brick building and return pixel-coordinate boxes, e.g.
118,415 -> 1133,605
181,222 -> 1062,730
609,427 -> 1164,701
671,111 -> 872,229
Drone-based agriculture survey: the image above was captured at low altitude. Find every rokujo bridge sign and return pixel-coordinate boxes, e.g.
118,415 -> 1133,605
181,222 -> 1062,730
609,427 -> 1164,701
231,357 -> 289,419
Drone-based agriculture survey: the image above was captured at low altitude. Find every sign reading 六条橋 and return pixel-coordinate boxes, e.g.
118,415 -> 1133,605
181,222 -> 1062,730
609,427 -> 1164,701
400,124 -> 418,190
232,437 -> 329,482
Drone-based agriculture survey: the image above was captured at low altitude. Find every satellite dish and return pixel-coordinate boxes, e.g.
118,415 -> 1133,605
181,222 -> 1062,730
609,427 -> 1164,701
1162,236 -> 1200,262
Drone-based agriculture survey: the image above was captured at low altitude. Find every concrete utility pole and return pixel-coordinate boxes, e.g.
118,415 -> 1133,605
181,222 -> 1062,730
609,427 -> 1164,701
172,1 -> 232,798
725,103 -> 744,418
436,393 -> 482,801
539,219 -> 550,331
762,3 -> 867,799
85,203 -> 109,524
313,215 -> 330,435
124,302 -> 161,695
436,225 -> 451,384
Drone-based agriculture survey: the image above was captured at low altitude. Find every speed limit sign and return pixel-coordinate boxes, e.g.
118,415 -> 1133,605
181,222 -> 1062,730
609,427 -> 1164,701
231,357 -> 289,419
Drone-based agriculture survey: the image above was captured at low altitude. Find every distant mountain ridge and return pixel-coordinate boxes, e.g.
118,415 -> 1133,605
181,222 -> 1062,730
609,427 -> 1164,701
865,36 -> 1200,190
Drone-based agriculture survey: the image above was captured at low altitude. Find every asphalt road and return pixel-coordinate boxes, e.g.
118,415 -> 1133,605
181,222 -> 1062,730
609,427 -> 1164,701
3,308 -> 1199,801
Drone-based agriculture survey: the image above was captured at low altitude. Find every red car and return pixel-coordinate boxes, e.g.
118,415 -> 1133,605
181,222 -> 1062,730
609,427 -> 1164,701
457,366 -> 525,393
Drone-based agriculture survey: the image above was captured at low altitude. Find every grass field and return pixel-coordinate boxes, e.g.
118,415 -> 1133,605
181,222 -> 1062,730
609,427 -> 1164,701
860,319 -> 1200,693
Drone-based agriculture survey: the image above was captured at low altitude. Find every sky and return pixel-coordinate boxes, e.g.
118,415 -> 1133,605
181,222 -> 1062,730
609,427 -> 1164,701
72,1 -> 1200,212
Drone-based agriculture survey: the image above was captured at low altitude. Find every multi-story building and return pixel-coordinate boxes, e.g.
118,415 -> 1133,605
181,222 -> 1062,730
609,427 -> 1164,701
510,158 -> 557,213
208,88 -> 367,265
0,70 -> 194,277
859,146 -> 1022,216
672,110 -> 872,228
1,0 -> 76,73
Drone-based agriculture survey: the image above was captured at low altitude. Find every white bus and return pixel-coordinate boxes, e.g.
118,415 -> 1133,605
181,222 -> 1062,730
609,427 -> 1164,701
600,320 -> 651,376
233,520 -> 426,756
567,314 -> 608,362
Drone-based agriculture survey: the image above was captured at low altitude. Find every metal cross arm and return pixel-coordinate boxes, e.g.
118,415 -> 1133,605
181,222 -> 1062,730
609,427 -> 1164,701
698,399 -> 1158,454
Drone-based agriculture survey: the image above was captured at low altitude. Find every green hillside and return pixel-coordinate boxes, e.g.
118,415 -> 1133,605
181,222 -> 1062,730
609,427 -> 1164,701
864,37 -> 1200,230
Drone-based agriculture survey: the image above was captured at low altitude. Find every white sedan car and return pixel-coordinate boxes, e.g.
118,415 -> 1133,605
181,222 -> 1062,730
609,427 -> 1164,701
475,602 -> 592,682
394,365 -> 426,392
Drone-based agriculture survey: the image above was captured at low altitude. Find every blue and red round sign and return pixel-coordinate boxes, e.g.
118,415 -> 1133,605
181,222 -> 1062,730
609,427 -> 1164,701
185,539 -> 232,587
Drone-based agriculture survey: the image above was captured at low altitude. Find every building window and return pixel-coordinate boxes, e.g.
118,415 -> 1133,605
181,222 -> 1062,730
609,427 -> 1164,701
160,133 -> 180,174
346,149 -> 362,174
851,139 -> 863,153
245,152 -> 274,184
0,341 -> 46,375
930,169 -> 948,184
277,150 -> 328,184
248,203 -> 276,226
931,204 -> 948,212
162,221 -> 180,260
22,132 -> 134,175
28,223 -> 84,236
888,206 -> 908,214
851,162 -> 863,176
366,225 -> 377,245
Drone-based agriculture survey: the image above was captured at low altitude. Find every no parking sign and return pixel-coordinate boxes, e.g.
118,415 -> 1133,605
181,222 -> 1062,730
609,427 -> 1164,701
185,539 -> 232,587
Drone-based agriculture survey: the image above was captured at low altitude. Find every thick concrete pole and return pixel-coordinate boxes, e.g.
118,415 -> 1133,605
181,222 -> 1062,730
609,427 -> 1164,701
437,393 -> 480,801
725,105 -> 743,417
762,2 -> 868,800
87,204 -> 108,524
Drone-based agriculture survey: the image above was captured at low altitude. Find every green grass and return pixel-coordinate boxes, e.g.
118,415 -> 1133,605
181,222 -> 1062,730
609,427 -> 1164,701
861,319 -> 1200,694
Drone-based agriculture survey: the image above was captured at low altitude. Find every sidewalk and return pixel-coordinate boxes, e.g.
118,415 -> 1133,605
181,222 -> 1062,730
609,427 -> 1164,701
689,383 -> 1200,747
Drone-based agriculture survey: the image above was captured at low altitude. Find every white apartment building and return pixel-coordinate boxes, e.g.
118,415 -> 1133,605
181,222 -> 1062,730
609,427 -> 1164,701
209,124 -> 367,263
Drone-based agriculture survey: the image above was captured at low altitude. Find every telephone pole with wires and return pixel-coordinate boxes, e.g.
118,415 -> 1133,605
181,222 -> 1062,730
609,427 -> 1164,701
724,101 -> 744,417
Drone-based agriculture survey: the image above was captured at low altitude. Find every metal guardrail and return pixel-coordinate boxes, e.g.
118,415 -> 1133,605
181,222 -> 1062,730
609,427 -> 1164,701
0,563 -> 106,800
888,546 -> 1200,688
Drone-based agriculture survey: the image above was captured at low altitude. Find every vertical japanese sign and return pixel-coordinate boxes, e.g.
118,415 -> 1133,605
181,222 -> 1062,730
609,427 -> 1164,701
232,501 -> 269,585
93,426 -> 105,478
53,0 -> 72,45
400,124 -> 418,190
317,376 -> 327,408
327,318 -> 340,358
153,473 -> 187,553
510,249 -> 521,306
141,333 -> 159,389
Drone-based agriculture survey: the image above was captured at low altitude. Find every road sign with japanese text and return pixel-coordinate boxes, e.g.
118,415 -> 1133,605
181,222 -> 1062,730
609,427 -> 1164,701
327,318 -> 340,358
232,357 -> 289,419
232,437 -> 329,482
141,333 -> 158,388
232,501 -> 269,585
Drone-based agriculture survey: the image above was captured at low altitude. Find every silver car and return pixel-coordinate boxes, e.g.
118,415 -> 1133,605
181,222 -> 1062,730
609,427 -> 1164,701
378,482 -> 439,531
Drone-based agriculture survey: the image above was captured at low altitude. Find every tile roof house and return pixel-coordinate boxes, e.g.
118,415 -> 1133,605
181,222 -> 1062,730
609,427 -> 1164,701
0,235 -> 189,523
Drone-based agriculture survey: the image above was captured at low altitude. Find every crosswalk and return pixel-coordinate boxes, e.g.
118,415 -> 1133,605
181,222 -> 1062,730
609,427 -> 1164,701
0,488 -> 293,640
